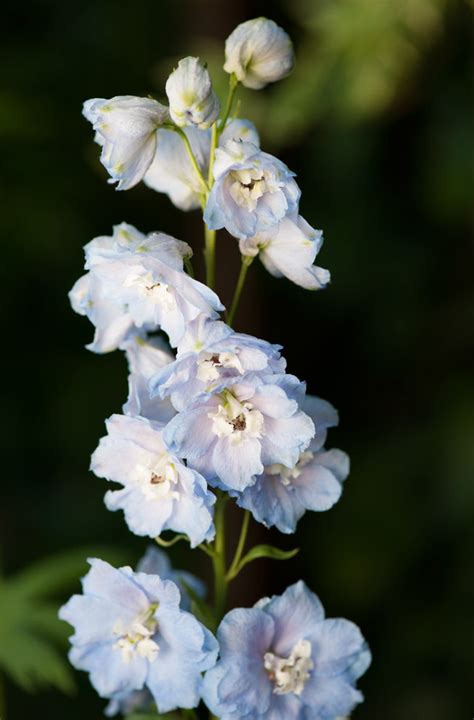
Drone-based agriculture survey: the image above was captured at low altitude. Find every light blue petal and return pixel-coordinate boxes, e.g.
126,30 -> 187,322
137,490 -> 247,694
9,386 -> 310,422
292,461 -> 343,512
147,607 -> 218,712
69,641 -> 147,699
163,405 -> 216,461
211,437 -> 263,491
307,618 -> 369,678
314,448 -> 350,483
302,676 -> 363,719
209,608 -> 275,717
264,581 -> 325,657
261,412 -> 314,468
237,473 -> 305,534
82,559 -> 150,614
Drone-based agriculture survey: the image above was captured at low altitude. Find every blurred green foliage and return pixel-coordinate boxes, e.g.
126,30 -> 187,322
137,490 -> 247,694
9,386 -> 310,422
1,0 -> 472,718
0,547 -> 127,704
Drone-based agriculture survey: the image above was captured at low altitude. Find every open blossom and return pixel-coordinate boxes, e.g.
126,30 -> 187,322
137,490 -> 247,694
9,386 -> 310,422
224,18 -> 294,89
163,374 -> 314,492
240,214 -> 331,290
83,96 -> 169,190
144,118 -> 259,211
202,581 -> 371,720
120,333 -> 176,423
166,56 -> 220,129
91,414 -> 216,547
69,223 -> 223,351
105,546 -> 206,717
149,314 -> 285,412
204,139 -> 300,240
236,395 -> 349,533
59,559 -> 218,713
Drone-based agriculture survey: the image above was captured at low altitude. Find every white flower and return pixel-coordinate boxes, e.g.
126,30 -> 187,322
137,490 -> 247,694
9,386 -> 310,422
69,223 -> 224,351
144,118 -> 259,211
91,414 -> 216,546
165,57 -> 220,130
83,96 -> 170,190
240,214 -> 330,290
204,140 -> 300,239
224,17 -> 294,90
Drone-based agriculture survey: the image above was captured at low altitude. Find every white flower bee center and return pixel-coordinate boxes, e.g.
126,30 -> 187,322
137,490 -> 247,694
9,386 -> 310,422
113,605 -> 160,664
196,351 -> 244,383
123,272 -> 176,311
208,392 -> 264,444
229,167 -> 284,212
264,639 -> 313,695
134,453 -> 180,501
266,451 -> 314,486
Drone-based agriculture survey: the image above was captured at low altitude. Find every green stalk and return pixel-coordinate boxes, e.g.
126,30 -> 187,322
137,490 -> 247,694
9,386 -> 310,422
165,124 -> 209,195
208,122 -> 218,186
226,510 -> 250,582
212,492 -> 228,622
204,226 -> 217,289
184,256 -> 194,278
227,255 -> 254,326
218,74 -> 239,137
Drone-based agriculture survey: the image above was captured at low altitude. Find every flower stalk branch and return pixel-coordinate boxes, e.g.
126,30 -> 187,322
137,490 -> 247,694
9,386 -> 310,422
227,255 -> 254,326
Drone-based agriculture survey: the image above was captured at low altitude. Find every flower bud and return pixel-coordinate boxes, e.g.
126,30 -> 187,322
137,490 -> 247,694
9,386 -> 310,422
224,17 -> 294,90
166,56 -> 220,129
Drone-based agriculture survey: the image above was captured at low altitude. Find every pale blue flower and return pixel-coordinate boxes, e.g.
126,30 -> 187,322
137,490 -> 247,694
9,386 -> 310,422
163,374 -> 314,492
69,223 -> 223,351
236,396 -> 349,533
204,139 -> 300,239
202,580 -> 371,720
105,546 -> 207,717
144,118 -> 259,211
240,214 -> 330,290
224,18 -> 294,89
166,56 -> 220,129
83,96 -> 170,190
91,414 -> 216,547
120,333 -> 176,423
59,559 -> 218,713
150,314 -> 286,411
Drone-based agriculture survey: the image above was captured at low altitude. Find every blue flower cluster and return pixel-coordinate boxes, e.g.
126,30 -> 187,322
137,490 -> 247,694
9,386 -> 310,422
60,15 -> 371,719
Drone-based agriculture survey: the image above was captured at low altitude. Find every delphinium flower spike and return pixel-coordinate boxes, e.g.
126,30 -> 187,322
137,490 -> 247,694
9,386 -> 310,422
62,15 -> 371,720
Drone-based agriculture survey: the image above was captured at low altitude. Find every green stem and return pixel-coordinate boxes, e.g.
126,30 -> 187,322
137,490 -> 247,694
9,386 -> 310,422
155,534 -> 189,548
204,225 -> 217,289
0,672 -> 6,720
218,74 -> 239,137
212,492 -> 228,622
208,122 -> 218,186
198,543 -> 216,559
184,256 -> 194,278
226,510 -> 250,582
227,255 -> 254,326
166,124 -> 209,195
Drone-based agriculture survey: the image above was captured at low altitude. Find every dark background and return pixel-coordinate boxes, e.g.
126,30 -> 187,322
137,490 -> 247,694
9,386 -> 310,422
1,0 -> 473,718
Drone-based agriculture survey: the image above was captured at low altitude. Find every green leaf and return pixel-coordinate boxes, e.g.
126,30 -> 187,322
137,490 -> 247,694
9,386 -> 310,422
230,544 -> 299,579
0,545 -> 129,695
0,631 -> 74,694
10,546 -> 128,598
